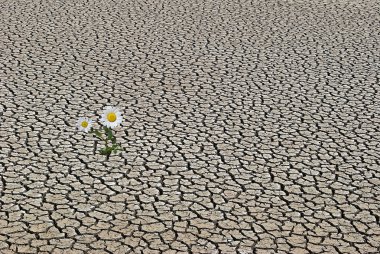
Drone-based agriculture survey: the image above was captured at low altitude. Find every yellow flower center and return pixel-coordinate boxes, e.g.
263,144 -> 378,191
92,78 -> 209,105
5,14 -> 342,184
81,121 -> 88,128
107,112 -> 117,122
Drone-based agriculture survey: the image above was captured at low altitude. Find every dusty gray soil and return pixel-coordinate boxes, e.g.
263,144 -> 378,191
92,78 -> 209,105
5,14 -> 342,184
0,0 -> 379,253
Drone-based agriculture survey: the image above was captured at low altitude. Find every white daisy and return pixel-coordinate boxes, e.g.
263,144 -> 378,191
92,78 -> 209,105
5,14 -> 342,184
77,117 -> 93,132
100,106 -> 123,129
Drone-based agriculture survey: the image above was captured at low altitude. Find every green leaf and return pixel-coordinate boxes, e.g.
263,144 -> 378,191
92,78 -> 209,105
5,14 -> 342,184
103,127 -> 114,140
100,148 -> 108,155
100,145 -> 114,156
90,128 -> 102,138
107,132 -> 113,141
94,129 -> 102,138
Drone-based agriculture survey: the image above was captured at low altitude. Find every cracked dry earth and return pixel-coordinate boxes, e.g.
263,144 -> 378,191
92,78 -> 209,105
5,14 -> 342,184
0,0 -> 380,253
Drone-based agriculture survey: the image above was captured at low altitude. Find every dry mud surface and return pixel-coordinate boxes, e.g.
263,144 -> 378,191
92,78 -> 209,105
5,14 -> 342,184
1,0 -> 380,253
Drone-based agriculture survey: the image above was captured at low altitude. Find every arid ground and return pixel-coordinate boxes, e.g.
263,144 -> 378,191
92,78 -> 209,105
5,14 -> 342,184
0,0 -> 379,253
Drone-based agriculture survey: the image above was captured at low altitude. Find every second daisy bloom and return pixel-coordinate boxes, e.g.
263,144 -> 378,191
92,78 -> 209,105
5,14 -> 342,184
100,106 -> 123,129
77,117 -> 93,132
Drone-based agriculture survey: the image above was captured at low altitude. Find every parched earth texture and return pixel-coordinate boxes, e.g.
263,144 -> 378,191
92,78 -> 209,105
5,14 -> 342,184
0,0 -> 379,253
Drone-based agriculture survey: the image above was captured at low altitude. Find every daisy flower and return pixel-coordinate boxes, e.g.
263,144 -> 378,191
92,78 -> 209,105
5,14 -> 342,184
77,117 -> 93,132
100,106 -> 123,129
